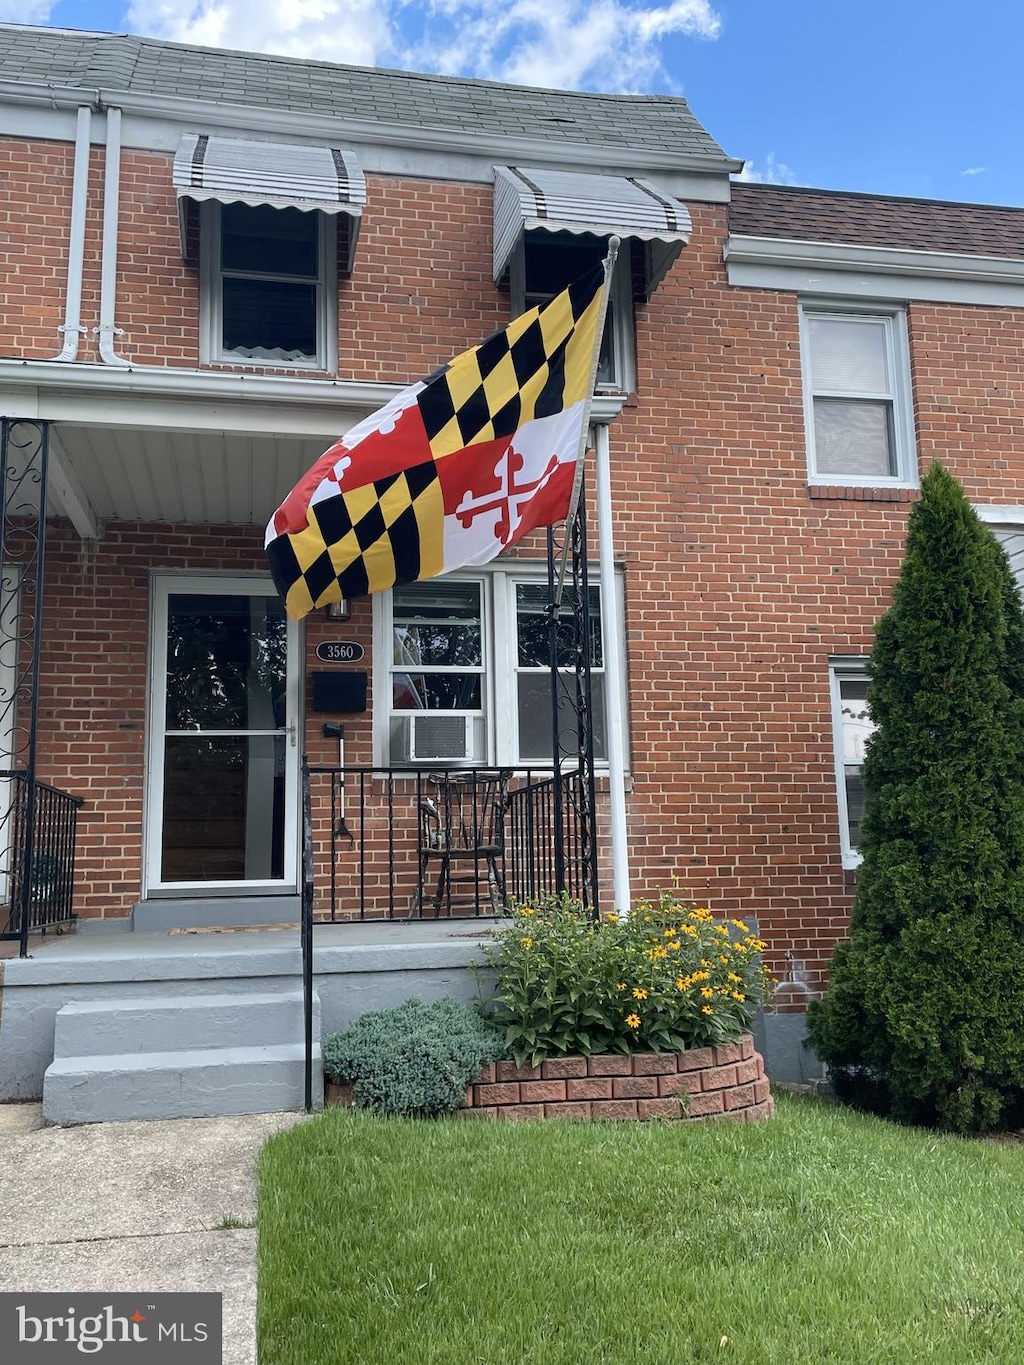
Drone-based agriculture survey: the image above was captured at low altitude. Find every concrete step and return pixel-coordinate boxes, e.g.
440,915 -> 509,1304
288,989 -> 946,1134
129,896 -> 301,933
43,1042 -> 322,1124
52,990 -> 316,1059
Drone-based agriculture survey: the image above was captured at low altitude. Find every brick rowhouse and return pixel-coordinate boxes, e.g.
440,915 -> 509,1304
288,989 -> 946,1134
4,33 -> 1024,1015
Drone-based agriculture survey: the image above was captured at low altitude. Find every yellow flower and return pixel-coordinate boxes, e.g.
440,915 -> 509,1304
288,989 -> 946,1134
521,937 -> 533,950
719,955 -> 730,965
692,971 -> 710,983
681,923 -> 698,937
732,919 -> 750,933
649,945 -> 668,961
616,981 -> 626,990
632,987 -> 648,1000
520,906 -> 535,917
605,912 -> 619,922
625,1012 -> 641,1028
732,991 -> 746,1002
714,925 -> 729,938
668,941 -> 681,951
676,977 -> 687,991
700,986 -> 714,999
701,1005 -> 714,1016
664,927 -> 677,938
728,973 -> 742,984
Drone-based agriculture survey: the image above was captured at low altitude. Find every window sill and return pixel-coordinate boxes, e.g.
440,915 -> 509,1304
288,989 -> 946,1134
808,483 -> 920,504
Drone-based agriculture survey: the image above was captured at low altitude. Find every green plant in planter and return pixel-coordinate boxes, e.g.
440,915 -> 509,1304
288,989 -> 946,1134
482,892 -> 772,1066
322,997 -> 507,1118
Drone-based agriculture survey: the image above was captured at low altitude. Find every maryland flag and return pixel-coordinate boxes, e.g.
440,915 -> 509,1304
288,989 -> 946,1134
265,262 -> 608,619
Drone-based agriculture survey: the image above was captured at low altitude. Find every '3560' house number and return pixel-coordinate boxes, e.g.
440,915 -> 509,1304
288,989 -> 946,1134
315,641 -> 365,663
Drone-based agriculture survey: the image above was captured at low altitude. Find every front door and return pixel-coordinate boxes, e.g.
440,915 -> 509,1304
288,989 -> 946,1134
146,576 -> 300,895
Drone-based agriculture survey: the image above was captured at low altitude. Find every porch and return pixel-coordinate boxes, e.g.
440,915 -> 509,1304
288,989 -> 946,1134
0,916 -> 499,1110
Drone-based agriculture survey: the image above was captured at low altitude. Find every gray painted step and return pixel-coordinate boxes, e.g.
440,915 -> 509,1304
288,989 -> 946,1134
52,990 -> 317,1058
130,896 -> 301,932
43,1042 -> 322,1124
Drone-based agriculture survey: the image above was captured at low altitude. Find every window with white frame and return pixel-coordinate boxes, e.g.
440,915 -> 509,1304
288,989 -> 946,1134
800,306 -> 916,485
829,661 -> 875,866
380,570 -> 613,768
201,203 -> 336,368
510,232 -> 633,392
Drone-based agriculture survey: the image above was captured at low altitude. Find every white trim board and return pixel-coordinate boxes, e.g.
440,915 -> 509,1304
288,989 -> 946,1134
726,234 -> 1024,308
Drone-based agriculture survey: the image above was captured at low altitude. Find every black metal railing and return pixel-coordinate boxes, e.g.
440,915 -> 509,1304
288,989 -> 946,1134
300,760 -> 598,1108
305,764 -> 595,922
0,771 -> 83,951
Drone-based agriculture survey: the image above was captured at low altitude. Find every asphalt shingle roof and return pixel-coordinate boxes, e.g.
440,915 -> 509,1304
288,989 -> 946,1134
730,183 -> 1024,259
0,23 -> 734,164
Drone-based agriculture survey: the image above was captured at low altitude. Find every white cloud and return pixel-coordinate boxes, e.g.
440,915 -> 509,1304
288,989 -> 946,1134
962,166 -> 987,177
123,0 -> 721,90
736,153 -> 797,186
0,1 -> 55,20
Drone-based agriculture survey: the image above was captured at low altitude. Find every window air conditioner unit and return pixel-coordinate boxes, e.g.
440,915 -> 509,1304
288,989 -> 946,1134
409,713 -> 472,763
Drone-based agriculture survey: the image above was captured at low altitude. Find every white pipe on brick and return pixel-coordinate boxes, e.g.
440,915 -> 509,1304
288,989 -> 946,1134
96,105 -> 130,368
50,105 -> 91,363
594,421 -> 631,912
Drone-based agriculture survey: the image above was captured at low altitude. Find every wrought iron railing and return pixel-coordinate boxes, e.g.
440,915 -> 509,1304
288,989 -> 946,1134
0,771 -> 83,952
300,761 -> 598,1109
305,763 -> 595,922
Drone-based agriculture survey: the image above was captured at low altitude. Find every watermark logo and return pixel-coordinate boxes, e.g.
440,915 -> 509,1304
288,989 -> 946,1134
0,1293 -> 221,1361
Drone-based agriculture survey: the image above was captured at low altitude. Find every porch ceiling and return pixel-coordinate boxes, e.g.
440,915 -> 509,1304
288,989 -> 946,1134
50,424 -> 329,529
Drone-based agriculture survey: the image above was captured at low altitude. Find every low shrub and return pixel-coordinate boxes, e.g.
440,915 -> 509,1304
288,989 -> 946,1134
322,997 -> 507,1118
482,892 -> 772,1066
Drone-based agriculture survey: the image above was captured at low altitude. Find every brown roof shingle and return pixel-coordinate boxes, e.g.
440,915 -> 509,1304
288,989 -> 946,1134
729,183 -> 1024,259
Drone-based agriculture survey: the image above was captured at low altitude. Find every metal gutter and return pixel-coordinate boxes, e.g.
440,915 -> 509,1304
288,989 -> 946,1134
0,360 -> 628,423
726,233 -> 1024,284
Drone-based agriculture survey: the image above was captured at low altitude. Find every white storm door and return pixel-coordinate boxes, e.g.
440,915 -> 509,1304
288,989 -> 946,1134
146,576 -> 300,894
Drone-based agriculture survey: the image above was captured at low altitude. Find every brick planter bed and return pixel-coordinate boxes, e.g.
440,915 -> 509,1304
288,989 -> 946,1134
325,1033 -> 773,1123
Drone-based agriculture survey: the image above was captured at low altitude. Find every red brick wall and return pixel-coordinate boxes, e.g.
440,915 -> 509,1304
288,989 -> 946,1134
8,138 -> 1024,986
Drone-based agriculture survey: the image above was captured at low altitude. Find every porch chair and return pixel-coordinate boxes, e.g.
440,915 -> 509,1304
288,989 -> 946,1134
416,770 -> 509,916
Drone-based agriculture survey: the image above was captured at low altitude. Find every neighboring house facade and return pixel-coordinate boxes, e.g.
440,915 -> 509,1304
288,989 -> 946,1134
4,22 -> 1024,1067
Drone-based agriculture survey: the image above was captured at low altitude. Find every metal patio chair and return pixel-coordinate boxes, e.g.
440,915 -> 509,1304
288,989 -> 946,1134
416,769 -> 508,916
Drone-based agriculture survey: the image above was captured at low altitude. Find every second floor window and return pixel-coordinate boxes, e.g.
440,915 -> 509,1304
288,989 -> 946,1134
201,203 -> 336,368
511,232 -> 634,392
800,306 -> 916,486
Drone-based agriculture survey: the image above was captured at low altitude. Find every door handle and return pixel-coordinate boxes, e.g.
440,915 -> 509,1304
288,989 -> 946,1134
288,720 -> 297,748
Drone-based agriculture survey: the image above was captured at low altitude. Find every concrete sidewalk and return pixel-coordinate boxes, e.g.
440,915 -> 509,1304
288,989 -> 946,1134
0,1105 -> 305,1364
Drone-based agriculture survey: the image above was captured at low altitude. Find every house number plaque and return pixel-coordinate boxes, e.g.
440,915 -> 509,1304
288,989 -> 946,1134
315,641 -> 365,663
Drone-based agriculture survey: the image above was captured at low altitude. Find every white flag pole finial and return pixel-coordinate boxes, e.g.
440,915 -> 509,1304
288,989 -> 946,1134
554,236 -> 620,606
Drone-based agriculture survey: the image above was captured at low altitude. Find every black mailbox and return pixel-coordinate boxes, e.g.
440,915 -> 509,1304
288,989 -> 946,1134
311,671 -> 368,713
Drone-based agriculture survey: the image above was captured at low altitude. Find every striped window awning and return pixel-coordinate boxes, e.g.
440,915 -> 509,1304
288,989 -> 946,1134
173,134 -> 367,270
493,165 -> 692,298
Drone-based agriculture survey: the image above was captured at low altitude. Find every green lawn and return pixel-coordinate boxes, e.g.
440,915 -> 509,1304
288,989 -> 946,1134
257,1096 -> 1024,1364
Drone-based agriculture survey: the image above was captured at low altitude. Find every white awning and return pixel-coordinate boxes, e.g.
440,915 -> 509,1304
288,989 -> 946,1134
493,165 -> 692,297
173,134 -> 366,268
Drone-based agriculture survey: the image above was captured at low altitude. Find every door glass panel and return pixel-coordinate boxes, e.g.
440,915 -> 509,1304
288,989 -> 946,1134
165,594 -> 287,730
161,736 -> 286,883
157,588 -> 292,887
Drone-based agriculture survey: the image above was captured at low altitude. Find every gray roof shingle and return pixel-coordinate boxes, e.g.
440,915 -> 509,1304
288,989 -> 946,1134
730,183 -> 1024,259
0,23 -> 735,164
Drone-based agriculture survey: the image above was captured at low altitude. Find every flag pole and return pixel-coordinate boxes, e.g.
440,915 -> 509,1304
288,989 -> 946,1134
554,235 -> 620,607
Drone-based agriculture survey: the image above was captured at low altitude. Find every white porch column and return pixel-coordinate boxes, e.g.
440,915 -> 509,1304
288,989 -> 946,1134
594,421 -> 631,912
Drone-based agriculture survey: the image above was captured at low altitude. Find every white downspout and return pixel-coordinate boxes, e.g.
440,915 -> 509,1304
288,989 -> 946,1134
95,105 -> 130,367
50,104 -> 91,362
594,421 -> 631,912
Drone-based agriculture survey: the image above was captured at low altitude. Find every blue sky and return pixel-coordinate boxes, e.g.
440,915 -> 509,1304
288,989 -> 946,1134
12,0 -> 1024,206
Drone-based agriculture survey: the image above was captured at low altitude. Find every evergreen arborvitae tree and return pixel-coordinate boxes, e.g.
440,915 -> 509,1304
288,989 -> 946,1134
807,462 -> 1024,1133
